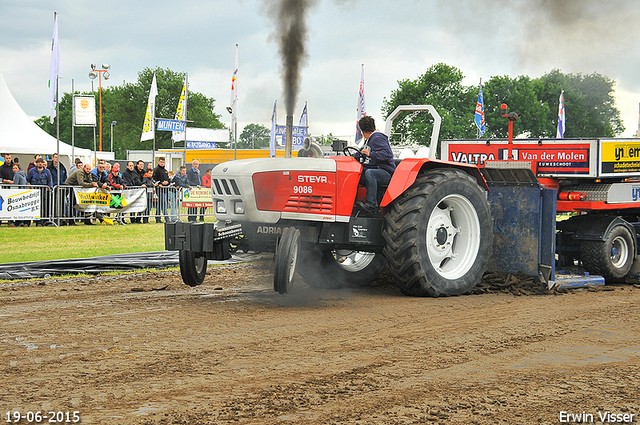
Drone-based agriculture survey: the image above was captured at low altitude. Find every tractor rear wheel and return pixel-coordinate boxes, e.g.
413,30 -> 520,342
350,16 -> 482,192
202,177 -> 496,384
580,225 -> 634,281
382,169 -> 492,296
298,248 -> 385,289
179,250 -> 207,287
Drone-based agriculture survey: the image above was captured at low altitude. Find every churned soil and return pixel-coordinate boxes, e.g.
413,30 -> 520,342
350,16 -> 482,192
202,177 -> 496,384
1,260 -> 639,424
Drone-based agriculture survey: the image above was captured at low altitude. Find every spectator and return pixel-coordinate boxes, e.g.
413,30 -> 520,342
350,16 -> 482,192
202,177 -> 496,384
186,159 -> 202,222
66,163 -> 100,225
200,166 -> 212,222
152,157 -> 170,223
27,154 -> 42,174
1,153 -> 15,184
142,162 -> 155,224
108,163 -> 125,190
167,170 -> 179,222
122,161 -> 140,187
105,162 -> 112,175
69,158 -> 83,173
172,166 -> 191,222
12,163 -> 27,185
26,158 -> 53,226
91,160 -> 110,190
10,164 -> 27,227
65,158 -> 83,224
47,153 -> 67,187
108,163 -> 127,225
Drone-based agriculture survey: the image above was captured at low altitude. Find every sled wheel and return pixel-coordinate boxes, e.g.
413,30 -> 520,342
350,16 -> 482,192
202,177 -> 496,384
382,168 -> 493,297
581,225 -> 634,280
179,250 -> 207,287
274,227 -> 301,294
298,248 -> 385,289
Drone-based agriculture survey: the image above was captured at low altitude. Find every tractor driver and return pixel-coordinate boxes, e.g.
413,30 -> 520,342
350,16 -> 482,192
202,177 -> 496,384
355,115 -> 396,214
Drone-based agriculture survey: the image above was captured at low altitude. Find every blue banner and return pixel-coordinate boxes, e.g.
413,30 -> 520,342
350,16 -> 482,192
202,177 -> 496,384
157,119 -> 186,132
275,125 -> 307,151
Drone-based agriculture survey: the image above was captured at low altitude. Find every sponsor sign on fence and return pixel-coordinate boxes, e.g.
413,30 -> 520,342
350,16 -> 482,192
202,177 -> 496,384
73,188 -> 147,213
0,188 -> 41,220
182,188 -> 213,208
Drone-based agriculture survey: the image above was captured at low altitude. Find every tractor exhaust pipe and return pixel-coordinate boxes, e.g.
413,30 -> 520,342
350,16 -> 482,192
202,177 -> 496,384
285,115 -> 294,158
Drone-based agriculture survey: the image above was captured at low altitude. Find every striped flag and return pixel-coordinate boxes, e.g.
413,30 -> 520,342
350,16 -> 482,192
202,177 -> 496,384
48,12 -> 62,124
140,73 -> 157,142
474,84 -> 485,137
355,64 -> 365,142
556,90 -> 565,138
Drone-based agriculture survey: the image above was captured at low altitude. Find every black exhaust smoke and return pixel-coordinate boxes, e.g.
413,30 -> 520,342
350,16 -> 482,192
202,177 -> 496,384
267,0 -> 318,116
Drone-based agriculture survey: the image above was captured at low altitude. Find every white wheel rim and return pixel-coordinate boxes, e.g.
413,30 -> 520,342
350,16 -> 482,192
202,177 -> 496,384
426,194 -> 481,279
611,236 -> 629,269
334,250 -> 376,272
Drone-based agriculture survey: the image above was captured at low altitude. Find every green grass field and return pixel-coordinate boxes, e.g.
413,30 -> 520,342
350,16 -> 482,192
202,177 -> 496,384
0,222 -> 167,263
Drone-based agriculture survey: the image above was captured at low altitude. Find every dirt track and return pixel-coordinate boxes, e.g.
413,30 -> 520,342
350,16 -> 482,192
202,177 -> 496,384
1,259 -> 639,424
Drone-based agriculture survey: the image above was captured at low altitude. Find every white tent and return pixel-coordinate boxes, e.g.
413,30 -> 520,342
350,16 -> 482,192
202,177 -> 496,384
0,74 -> 94,170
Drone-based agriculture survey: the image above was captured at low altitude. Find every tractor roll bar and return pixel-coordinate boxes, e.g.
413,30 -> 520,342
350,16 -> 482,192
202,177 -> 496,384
384,105 -> 441,159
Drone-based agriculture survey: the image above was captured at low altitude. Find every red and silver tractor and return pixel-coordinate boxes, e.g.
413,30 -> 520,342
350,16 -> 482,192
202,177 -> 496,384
165,106 -> 494,296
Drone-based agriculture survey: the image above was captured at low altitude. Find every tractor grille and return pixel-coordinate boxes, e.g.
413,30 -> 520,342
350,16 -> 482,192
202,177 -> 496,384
212,178 -> 241,196
284,194 -> 333,213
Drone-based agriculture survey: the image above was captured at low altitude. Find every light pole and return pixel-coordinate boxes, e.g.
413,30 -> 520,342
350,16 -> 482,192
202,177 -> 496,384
88,63 -> 111,152
110,121 -> 118,153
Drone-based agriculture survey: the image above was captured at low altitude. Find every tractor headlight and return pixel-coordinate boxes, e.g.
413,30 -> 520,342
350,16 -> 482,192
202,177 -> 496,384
216,200 -> 227,214
234,201 -> 245,215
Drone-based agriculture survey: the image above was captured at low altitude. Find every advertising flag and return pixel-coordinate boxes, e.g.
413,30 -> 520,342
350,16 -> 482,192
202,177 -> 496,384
355,64 -> 366,142
48,12 -> 62,125
172,76 -> 188,143
140,73 -> 157,142
230,44 -> 239,144
474,84 -> 486,137
556,90 -> 566,138
299,102 -> 308,127
270,100 -> 277,158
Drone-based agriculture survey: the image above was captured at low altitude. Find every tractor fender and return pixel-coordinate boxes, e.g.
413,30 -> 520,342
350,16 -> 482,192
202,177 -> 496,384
574,215 -> 636,245
380,158 -> 489,208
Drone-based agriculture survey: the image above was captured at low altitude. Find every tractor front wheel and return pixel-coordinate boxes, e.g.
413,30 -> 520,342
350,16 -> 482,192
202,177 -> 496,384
179,250 -> 207,287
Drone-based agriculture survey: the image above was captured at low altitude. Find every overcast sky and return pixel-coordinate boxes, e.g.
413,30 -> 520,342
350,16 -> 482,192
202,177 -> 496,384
1,0 -> 639,143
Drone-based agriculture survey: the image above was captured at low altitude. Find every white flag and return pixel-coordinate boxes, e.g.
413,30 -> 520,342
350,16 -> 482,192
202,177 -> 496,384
355,64 -> 365,142
140,73 -> 157,142
270,100 -> 277,158
172,76 -> 188,142
298,102 -> 308,127
48,13 -> 62,125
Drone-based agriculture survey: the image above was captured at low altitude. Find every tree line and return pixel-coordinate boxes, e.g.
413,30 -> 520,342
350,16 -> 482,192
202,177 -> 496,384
37,64 -> 625,156
36,67 -> 225,159
382,63 -> 624,144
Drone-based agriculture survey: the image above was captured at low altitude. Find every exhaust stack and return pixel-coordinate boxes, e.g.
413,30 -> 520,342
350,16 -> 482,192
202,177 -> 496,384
285,115 -> 294,158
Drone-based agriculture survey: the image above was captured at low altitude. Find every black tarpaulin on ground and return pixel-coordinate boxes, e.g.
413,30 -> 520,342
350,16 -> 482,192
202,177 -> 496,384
0,252 -> 264,280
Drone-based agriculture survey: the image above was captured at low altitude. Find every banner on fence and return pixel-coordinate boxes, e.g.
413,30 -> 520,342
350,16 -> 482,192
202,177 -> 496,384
0,188 -> 41,220
182,188 -> 213,208
73,187 -> 147,213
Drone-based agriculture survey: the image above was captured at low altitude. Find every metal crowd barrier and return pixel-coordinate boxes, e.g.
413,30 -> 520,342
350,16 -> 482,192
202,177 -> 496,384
0,184 -> 216,227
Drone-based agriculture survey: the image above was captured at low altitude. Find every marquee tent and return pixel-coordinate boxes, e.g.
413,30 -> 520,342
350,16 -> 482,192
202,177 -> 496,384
0,74 -> 94,169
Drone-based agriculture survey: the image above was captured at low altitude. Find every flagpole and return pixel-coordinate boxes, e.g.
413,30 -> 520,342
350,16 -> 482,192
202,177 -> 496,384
71,79 -> 75,160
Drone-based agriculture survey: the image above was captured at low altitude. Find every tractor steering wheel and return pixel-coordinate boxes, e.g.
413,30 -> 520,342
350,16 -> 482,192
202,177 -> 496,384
343,146 -> 364,163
